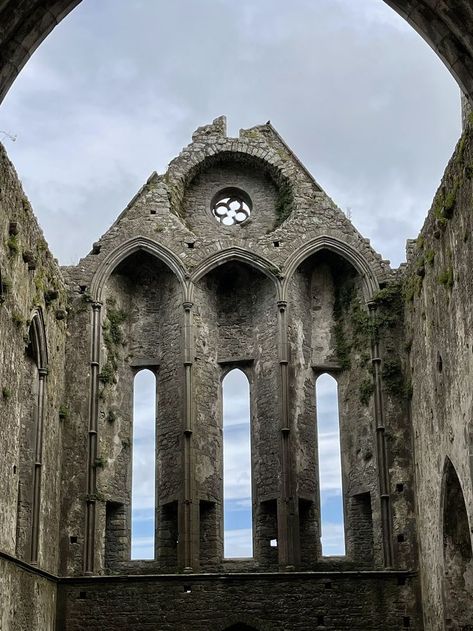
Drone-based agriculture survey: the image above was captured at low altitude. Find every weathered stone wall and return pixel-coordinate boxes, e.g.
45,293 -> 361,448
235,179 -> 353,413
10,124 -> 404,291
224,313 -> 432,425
404,119 -> 473,630
0,144 -> 67,624
57,571 -> 419,631
0,556 -> 57,631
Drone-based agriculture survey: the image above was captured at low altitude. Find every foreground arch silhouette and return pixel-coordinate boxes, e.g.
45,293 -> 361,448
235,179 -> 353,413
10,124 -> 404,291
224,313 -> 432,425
0,1 -> 472,105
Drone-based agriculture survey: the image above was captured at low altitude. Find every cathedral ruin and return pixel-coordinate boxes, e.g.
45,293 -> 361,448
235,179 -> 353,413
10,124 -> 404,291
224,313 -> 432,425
1,109 -> 473,629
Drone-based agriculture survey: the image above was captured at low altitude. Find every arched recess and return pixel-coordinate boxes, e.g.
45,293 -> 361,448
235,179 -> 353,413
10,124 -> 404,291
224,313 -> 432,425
16,309 -> 48,564
97,248 -> 182,571
282,236 -> 380,302
90,237 -> 187,303
1,2 -> 473,106
190,247 -> 282,302
288,248 -> 377,567
192,259 -> 278,568
222,368 -> 253,559
441,457 -> 473,629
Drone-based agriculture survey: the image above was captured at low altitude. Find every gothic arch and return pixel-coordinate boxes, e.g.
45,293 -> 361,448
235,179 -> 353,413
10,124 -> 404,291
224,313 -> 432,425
28,308 -> 48,370
441,457 -> 473,629
90,236 -> 187,302
190,247 -> 283,301
1,2 -> 473,106
282,235 -> 379,301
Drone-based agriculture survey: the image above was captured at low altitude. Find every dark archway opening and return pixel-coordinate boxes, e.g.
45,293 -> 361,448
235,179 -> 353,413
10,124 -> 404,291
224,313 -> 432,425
442,458 -> 473,630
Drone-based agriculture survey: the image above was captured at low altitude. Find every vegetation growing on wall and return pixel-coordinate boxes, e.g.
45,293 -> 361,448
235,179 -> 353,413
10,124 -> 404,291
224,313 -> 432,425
99,299 -> 127,388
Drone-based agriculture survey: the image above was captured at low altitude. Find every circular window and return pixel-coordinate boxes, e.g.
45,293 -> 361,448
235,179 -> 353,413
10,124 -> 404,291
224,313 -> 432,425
211,188 -> 252,226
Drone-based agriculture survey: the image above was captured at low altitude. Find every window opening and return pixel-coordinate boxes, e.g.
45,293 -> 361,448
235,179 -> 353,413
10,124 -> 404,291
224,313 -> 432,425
315,373 -> 345,556
212,188 -> 252,226
223,369 -> 253,558
131,369 -> 156,560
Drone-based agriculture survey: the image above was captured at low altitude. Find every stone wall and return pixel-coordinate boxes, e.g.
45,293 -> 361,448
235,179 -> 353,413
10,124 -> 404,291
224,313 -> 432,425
404,118 -> 473,629
0,144 -> 67,626
57,571 -> 419,631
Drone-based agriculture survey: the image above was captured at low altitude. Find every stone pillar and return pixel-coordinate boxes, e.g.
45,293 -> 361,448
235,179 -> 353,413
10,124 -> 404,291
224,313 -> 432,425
30,367 -> 47,564
368,301 -> 393,568
178,301 -> 199,572
277,300 -> 300,569
84,301 -> 102,574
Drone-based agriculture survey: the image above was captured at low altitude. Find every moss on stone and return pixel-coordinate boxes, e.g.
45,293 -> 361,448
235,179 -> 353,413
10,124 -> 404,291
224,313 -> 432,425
438,267 -> 454,290
359,378 -> 374,406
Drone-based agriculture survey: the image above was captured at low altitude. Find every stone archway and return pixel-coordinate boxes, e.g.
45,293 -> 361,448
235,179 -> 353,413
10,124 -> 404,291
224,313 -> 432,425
0,1 -> 473,105
442,458 -> 473,630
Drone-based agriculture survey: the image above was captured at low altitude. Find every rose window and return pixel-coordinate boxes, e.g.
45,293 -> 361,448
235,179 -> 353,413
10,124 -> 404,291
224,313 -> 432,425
211,189 -> 252,226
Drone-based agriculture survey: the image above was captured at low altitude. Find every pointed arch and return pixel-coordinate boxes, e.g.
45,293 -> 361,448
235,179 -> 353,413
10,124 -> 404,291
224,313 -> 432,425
28,308 -> 48,370
441,457 -> 473,628
90,236 -> 187,302
282,236 -> 380,301
190,247 -> 282,300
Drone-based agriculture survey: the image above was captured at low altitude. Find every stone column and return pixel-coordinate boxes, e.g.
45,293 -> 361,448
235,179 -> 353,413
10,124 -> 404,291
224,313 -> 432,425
369,301 -> 393,568
277,300 -> 299,569
30,367 -> 47,564
178,301 -> 199,572
84,301 -> 102,574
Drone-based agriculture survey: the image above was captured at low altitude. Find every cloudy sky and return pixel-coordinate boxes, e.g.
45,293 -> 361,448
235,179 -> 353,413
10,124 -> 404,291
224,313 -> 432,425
0,0 -> 462,558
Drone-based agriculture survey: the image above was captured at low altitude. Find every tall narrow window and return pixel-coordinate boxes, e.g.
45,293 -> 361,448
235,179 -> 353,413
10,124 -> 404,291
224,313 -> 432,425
131,369 -> 156,560
223,369 -> 253,558
315,373 -> 345,556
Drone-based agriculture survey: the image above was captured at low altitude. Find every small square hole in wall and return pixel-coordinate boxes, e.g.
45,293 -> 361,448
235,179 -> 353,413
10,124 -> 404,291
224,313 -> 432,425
396,483 -> 405,493
70,536 -> 78,544
79,592 -> 87,600
324,581 -> 332,590
185,241 -> 195,249
79,285 -> 87,294
184,585 -> 192,594
403,616 -> 411,627
270,538 -> 278,548
397,533 -> 406,543
13,465 -> 16,474
150,208 -> 157,215
273,240 -> 280,247
398,576 -> 407,586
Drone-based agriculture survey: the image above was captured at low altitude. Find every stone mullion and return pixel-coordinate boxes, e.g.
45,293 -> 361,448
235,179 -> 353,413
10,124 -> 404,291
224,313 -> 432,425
277,299 -> 299,569
179,301 -> 198,572
368,301 -> 394,568
30,367 -> 47,565
84,301 -> 101,574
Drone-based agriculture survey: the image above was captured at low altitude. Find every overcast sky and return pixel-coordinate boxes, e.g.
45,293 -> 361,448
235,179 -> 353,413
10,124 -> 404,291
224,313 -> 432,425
0,0 -> 462,558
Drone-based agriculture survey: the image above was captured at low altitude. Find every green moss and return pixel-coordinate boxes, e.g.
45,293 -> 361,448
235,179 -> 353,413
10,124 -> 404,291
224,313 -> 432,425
359,378 -> 374,406
416,235 -> 425,250
438,267 -> 454,290
2,387 -> 11,400
103,302 -> 127,347
403,274 -> 423,303
12,311 -> 24,327
94,456 -> 106,469
7,234 -> 19,256
59,404 -> 69,421
274,183 -> 294,228
382,358 -> 405,398
99,361 -> 116,385
99,302 -> 128,388
425,249 -> 435,266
